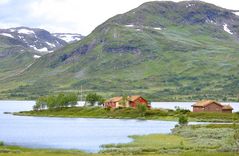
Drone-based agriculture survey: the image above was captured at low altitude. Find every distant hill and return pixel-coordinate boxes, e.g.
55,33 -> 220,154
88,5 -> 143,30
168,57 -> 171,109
0,27 -> 67,55
2,1 -> 239,101
52,33 -> 84,43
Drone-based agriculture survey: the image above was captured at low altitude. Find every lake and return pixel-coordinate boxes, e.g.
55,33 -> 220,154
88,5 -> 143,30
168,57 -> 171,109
0,101 -> 215,152
0,101 -> 180,153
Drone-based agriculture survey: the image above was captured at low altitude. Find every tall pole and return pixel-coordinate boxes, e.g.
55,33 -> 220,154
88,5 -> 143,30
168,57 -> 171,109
80,85 -> 83,101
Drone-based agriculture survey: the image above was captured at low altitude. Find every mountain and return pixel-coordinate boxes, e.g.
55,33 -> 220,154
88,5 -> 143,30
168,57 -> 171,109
2,1 -> 239,101
0,27 -> 67,55
52,33 -> 84,43
0,27 -> 69,86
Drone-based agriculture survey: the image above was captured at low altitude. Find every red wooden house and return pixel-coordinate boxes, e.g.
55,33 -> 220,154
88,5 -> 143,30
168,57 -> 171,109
192,100 -> 233,113
104,95 -> 150,109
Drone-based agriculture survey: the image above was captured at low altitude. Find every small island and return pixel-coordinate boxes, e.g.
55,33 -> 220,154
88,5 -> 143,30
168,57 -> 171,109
15,93 -> 238,122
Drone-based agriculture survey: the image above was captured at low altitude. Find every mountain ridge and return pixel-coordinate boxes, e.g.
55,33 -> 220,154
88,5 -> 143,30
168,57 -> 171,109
1,1 -> 239,101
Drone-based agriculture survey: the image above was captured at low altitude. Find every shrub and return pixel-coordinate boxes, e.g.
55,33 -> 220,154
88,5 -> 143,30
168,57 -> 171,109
175,106 -> 191,114
136,104 -> 148,117
233,126 -> 239,151
178,115 -> 188,126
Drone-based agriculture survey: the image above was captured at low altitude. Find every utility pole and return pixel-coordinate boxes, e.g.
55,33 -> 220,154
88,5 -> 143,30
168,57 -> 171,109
80,85 -> 83,101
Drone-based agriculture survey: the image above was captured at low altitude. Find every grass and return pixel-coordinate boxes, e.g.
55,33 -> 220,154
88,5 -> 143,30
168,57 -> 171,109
15,107 -> 176,120
188,112 -> 239,122
1,3 -> 239,101
15,107 -> 239,122
0,146 -> 90,156
101,124 -> 238,155
0,124 -> 238,156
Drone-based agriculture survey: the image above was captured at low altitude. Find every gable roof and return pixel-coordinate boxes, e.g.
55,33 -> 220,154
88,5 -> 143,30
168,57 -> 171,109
192,100 -> 223,107
105,96 -> 122,103
222,104 -> 233,110
105,95 -> 147,103
128,95 -> 141,101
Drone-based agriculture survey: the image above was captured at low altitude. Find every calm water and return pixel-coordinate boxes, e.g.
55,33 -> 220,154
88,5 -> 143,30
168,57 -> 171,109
0,101 -> 179,152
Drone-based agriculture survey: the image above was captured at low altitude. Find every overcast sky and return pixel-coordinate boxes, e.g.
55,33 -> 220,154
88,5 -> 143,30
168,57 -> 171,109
0,0 -> 238,35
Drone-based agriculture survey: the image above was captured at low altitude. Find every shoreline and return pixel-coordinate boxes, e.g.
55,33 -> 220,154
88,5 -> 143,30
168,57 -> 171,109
1,124 -> 238,156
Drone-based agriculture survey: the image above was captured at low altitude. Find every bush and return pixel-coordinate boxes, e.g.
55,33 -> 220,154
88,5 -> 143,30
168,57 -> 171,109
136,104 -> 148,117
0,141 -> 4,146
178,115 -> 188,126
175,106 -> 191,114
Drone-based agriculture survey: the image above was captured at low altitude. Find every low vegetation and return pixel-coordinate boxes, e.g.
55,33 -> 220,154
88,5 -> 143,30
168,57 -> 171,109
101,124 -> 238,155
15,106 -> 239,122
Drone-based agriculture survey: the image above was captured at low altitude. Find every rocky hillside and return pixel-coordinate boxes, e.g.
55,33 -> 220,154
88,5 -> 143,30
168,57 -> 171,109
2,1 -> 239,101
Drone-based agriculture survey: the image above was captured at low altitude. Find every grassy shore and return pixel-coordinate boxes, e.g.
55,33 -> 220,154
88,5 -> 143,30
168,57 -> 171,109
0,124 -> 238,156
15,106 -> 239,122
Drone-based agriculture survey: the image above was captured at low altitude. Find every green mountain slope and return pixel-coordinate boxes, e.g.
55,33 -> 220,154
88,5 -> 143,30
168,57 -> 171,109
2,1 -> 239,101
0,35 -> 37,82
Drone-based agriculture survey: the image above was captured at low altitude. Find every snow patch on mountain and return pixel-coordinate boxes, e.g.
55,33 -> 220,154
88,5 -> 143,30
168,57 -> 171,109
233,12 -> 239,16
153,27 -> 162,30
58,35 -> 78,42
9,29 -> 15,32
186,3 -> 195,8
33,55 -> 41,59
29,45 -> 48,52
206,19 -> 216,24
223,24 -> 233,34
18,29 -> 35,34
46,42 -> 56,48
53,33 -> 83,43
125,24 -> 135,27
34,47 -> 48,52
0,33 -> 14,38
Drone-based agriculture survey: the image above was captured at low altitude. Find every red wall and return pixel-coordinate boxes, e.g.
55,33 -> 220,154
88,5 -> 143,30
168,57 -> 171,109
129,97 -> 149,108
104,102 -> 116,108
222,109 -> 232,113
193,103 -> 223,113
204,103 -> 222,112
193,106 -> 204,112
104,97 -> 150,109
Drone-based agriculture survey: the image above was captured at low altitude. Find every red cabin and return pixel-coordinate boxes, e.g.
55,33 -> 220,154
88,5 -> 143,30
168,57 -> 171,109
192,100 -> 233,113
104,95 -> 150,109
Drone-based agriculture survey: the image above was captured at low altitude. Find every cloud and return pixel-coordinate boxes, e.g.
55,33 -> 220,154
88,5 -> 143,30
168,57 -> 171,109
0,22 -> 20,28
0,0 -> 239,35
26,0 -> 161,35
0,0 -> 10,5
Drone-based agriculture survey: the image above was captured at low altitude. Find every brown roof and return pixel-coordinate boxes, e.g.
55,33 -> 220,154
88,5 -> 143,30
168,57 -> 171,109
105,96 -> 122,103
192,100 -> 222,107
105,95 -> 145,103
127,95 -> 141,101
222,104 -> 233,110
